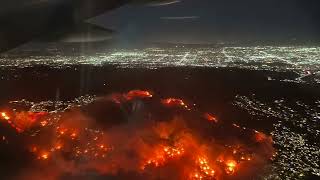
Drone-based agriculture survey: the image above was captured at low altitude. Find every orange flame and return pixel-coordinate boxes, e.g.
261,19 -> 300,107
1,112 -> 10,120
38,151 -> 50,160
225,160 -> 237,175
254,130 -> 272,143
1,111 -> 48,132
142,145 -> 185,170
125,90 -> 153,100
161,98 -> 188,109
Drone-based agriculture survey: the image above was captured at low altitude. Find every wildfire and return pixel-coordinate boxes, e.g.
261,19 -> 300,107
0,90 -> 275,179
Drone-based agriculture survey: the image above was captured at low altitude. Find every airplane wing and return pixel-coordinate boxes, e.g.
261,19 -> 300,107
0,0 -> 126,53
0,0 -> 180,53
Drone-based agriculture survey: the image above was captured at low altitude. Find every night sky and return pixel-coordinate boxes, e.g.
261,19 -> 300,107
91,0 -> 320,44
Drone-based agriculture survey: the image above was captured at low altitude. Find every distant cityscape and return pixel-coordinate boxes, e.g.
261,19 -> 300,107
1,45 -> 320,72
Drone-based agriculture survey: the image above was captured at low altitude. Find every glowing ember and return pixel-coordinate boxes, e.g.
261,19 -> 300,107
1,112 -> 10,120
40,120 -> 48,127
203,113 -> 218,123
254,130 -> 272,142
70,131 -> 77,139
225,160 -> 237,175
54,143 -> 63,150
161,98 -> 188,109
232,123 -> 240,128
39,151 -> 49,160
192,156 -> 216,179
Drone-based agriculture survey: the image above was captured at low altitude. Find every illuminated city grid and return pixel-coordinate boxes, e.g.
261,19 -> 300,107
1,46 -> 320,73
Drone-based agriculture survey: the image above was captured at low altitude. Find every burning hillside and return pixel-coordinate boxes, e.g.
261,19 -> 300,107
0,90 -> 275,180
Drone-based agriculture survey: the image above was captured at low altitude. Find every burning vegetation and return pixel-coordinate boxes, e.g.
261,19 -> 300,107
0,90 -> 275,180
